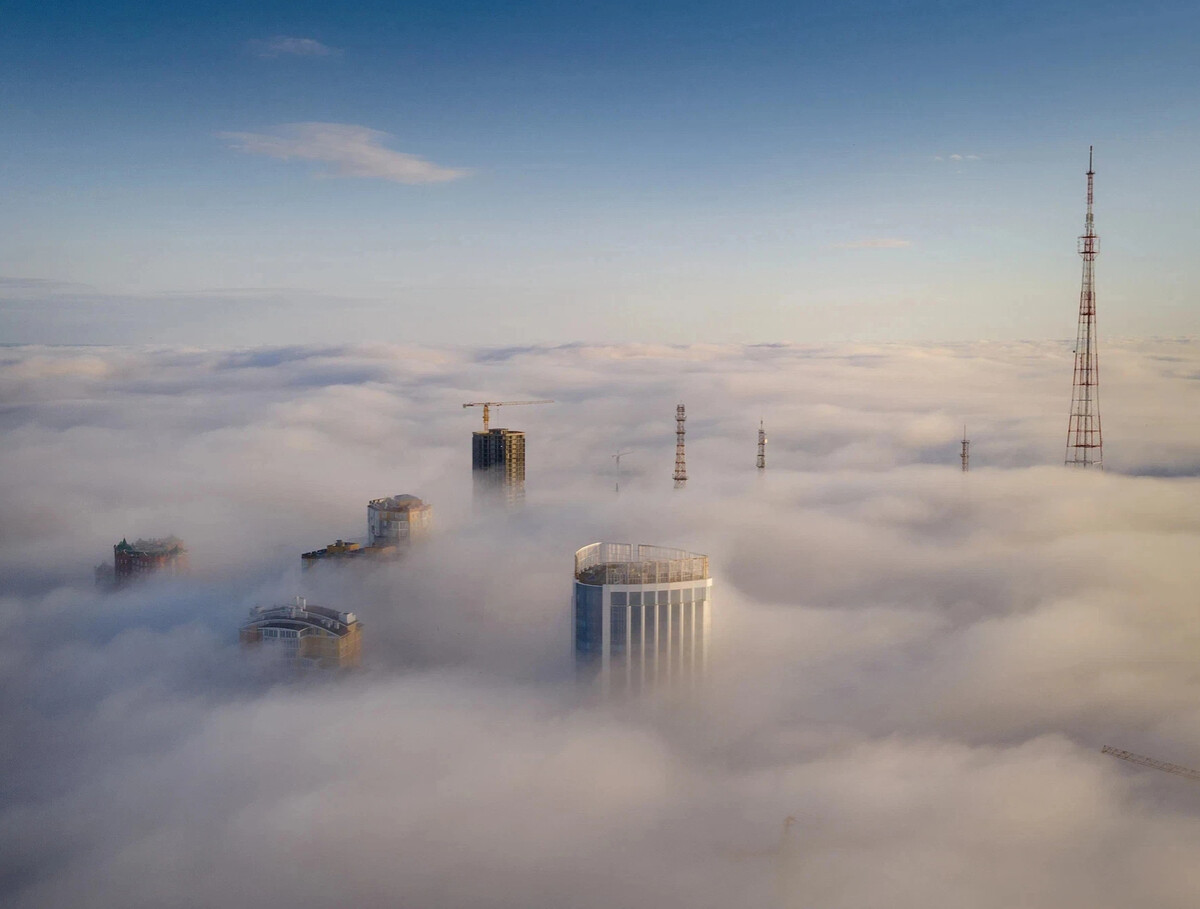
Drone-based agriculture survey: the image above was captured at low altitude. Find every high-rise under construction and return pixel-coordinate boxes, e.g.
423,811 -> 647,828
473,428 -> 526,507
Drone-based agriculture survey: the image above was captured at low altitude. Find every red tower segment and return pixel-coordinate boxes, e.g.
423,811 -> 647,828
1065,146 -> 1103,468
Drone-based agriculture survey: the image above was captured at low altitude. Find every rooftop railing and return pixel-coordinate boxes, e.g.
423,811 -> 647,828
574,542 -> 709,585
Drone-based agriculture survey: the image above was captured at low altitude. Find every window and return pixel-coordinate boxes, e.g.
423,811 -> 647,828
611,605 -> 627,652
683,588 -> 693,603
575,583 -> 604,654
611,592 -> 627,606
657,590 -> 669,605
670,588 -> 682,604
629,591 -> 642,606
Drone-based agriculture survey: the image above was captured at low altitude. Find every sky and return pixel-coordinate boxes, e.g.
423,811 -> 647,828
2,0 -> 1198,345
2,339 -> 1200,907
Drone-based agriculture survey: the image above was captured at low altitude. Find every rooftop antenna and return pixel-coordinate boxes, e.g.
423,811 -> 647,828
1065,146 -> 1103,467
673,404 -> 687,488
757,419 -> 767,470
612,449 -> 632,494
961,426 -> 970,472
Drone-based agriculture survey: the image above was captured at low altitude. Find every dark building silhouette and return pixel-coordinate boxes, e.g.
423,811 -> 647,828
472,428 -> 525,507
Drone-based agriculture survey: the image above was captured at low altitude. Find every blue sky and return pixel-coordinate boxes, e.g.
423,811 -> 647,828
1,0 -> 1197,345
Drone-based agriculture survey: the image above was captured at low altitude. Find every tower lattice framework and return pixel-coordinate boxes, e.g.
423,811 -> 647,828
673,404 -> 687,488
757,420 -> 766,470
1065,146 -> 1103,468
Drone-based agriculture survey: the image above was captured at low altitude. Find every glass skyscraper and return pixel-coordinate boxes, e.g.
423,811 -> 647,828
573,542 -> 713,696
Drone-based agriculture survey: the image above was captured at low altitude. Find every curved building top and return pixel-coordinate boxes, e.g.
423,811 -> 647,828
242,597 -> 358,637
574,542 -> 709,586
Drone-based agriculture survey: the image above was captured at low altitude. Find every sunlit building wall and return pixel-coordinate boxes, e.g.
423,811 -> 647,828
472,429 -> 525,508
239,597 -> 362,669
367,494 -> 432,547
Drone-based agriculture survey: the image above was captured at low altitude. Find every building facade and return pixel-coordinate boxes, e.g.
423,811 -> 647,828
367,494 -> 432,547
101,536 -> 188,587
300,538 -> 365,569
472,428 -> 526,507
573,542 -> 713,695
239,597 -> 362,669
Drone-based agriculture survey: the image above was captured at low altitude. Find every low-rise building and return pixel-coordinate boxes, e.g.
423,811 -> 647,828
239,596 -> 362,669
301,539 -> 368,569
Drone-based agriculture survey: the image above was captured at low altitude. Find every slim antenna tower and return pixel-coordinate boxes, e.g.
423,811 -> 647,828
612,449 -> 632,494
961,426 -> 970,472
673,404 -> 687,488
1065,146 -> 1103,468
757,420 -> 767,470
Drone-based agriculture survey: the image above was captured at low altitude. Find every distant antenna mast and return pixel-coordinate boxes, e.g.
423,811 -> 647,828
757,420 -> 767,470
961,426 -> 970,472
612,449 -> 632,494
673,404 -> 687,488
1065,146 -> 1103,468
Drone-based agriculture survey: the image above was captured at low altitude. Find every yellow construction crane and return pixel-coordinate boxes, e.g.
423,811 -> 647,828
1101,745 -> 1200,782
462,400 -> 554,433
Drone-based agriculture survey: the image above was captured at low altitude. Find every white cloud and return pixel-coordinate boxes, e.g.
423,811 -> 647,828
220,123 -> 470,184
3,341 -> 1200,908
247,36 -> 338,58
832,238 -> 912,249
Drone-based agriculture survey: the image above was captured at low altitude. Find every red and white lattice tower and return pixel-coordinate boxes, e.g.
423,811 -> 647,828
1065,146 -> 1103,468
673,404 -> 687,488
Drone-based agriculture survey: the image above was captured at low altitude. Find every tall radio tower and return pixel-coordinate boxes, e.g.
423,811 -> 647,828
673,404 -> 687,488
757,420 -> 767,470
960,426 -> 970,472
1065,146 -> 1103,468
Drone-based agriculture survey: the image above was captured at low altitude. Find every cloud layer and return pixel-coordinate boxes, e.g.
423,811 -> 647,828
221,123 -> 470,184
2,341 -> 1199,908
246,36 -> 339,58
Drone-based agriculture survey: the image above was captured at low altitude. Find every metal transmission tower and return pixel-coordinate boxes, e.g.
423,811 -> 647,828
1102,745 -> 1200,783
961,427 -> 970,472
757,420 -> 766,470
1065,146 -> 1103,468
673,404 -> 687,488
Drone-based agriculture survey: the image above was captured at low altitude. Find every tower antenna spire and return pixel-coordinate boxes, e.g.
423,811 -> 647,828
1065,146 -> 1103,468
673,404 -> 687,488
